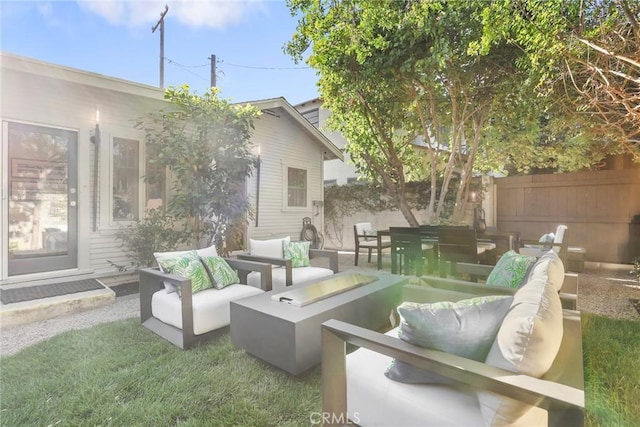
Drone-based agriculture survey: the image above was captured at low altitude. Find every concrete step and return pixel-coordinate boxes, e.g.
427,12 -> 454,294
1,285 -> 115,328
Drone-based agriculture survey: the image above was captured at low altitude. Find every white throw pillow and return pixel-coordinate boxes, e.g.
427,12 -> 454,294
249,236 -> 291,259
478,256 -> 564,425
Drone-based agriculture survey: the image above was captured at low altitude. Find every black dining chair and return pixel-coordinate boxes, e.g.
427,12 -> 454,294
390,227 -> 434,276
436,226 -> 484,279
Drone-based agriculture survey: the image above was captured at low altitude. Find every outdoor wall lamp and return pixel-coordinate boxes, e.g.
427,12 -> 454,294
255,145 -> 261,227
90,106 -> 101,231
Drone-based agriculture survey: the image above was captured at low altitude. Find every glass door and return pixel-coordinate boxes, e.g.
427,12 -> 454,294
7,122 -> 78,276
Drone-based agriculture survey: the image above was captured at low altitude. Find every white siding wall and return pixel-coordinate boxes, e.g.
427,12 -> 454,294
246,110 -> 325,244
1,64 -> 164,281
295,101 -> 358,185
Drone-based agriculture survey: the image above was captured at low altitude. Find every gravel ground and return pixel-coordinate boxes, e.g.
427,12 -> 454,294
1,253 -> 638,357
0,294 -> 140,357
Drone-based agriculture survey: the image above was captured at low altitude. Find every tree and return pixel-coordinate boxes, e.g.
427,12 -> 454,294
478,0 -> 640,161
136,85 -> 260,254
286,0 -> 543,224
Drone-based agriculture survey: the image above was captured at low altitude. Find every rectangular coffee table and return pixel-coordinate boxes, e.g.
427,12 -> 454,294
230,271 -> 408,375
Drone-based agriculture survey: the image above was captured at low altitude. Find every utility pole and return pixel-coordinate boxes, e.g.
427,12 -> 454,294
209,54 -> 216,87
152,5 -> 169,88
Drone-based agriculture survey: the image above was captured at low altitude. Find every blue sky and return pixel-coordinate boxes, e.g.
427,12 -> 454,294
0,1 -> 319,105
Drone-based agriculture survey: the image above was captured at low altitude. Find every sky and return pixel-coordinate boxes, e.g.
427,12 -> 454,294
0,0 -> 320,105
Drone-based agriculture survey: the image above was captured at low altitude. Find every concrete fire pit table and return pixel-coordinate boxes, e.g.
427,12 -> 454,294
230,271 -> 408,375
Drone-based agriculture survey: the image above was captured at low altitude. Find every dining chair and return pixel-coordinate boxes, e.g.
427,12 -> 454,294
390,227 -> 433,276
354,222 -> 391,266
437,226 -> 487,279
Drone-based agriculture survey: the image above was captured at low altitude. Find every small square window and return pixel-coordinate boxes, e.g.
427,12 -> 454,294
288,167 -> 307,207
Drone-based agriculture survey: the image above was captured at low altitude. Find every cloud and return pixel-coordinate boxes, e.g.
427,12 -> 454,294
77,0 -> 268,29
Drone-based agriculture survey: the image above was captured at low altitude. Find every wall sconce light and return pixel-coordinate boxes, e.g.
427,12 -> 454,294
255,144 -> 261,227
91,106 -> 101,231
469,191 -> 477,203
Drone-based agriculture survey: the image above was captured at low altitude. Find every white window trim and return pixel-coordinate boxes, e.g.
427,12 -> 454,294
101,133 -> 144,229
282,163 -> 311,212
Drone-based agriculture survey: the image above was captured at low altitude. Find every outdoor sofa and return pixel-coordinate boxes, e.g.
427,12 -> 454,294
321,249 -> 584,426
238,236 -> 339,290
139,245 -> 273,349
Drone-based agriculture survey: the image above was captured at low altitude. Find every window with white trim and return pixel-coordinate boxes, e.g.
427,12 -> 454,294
287,167 -> 307,208
112,137 -> 139,221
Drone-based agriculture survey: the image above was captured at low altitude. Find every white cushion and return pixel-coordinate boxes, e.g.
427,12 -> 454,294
347,328 -> 547,426
479,251 -> 564,425
355,222 -> 377,242
523,250 -> 565,292
249,236 -> 290,259
246,266 -> 334,291
386,295 -> 513,384
151,284 -> 263,335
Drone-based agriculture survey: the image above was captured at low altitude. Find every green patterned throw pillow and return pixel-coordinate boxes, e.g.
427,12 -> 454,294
486,250 -> 537,289
283,241 -> 311,268
157,251 -> 213,297
200,256 -> 240,289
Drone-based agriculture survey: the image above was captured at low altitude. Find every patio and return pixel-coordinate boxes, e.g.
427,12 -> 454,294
2,250 -> 638,357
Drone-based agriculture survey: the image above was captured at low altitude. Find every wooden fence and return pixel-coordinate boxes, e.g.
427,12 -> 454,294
495,168 -> 640,264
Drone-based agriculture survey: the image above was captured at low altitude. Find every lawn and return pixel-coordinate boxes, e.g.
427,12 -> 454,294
1,313 -> 638,426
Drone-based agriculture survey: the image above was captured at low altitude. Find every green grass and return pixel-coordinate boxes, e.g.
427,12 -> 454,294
582,313 -> 640,427
1,313 -> 638,426
0,320 -> 321,426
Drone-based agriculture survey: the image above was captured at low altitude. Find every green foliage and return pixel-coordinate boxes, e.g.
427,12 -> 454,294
478,0 -> 640,161
286,0 -> 573,224
323,181 -> 458,246
136,85 -> 261,254
114,208 -> 187,268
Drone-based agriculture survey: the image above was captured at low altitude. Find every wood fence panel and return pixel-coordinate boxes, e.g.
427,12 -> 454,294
496,168 -> 640,264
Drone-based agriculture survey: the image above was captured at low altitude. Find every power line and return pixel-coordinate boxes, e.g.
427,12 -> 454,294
166,58 -> 209,82
222,61 -> 311,70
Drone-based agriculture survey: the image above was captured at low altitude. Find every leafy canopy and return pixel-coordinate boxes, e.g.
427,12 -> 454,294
136,85 -> 261,254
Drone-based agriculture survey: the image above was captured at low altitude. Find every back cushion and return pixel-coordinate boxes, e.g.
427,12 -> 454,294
478,253 -> 564,425
249,236 -> 290,259
523,250 -> 565,292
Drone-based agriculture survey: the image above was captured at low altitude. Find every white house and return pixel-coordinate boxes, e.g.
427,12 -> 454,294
294,98 -> 359,186
0,53 -> 342,286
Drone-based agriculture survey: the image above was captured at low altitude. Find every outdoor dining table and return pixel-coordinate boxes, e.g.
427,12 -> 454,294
376,227 -> 519,270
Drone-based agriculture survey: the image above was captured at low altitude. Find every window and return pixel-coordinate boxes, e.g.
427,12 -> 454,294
112,137 -> 139,221
301,108 -> 319,127
324,179 -> 337,187
287,167 -> 307,208
347,177 -> 359,184
144,148 -> 165,211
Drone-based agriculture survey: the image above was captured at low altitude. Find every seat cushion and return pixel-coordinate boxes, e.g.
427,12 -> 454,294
151,285 -> 264,335
246,266 -> 334,291
347,328 -> 547,426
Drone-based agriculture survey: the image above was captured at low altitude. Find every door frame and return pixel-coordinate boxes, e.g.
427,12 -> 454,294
2,120 -> 79,279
